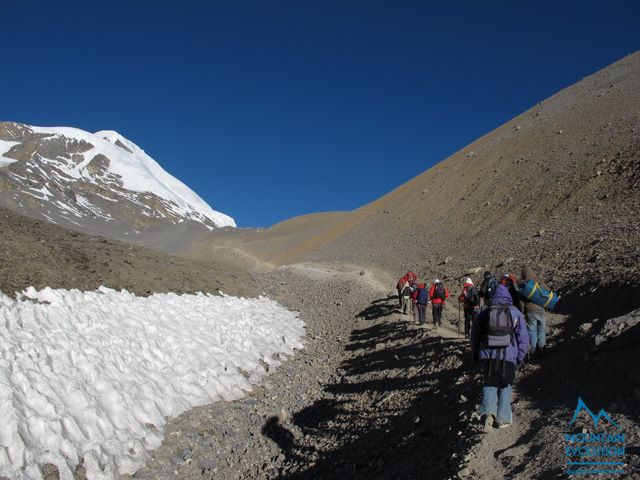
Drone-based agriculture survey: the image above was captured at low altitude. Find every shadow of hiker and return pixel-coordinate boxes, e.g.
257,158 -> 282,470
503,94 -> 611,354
345,322 -> 419,353
294,399 -> 347,430
262,415 -> 318,466
371,296 -> 397,305
271,297 -> 480,480
262,416 -> 296,452
356,296 -> 401,320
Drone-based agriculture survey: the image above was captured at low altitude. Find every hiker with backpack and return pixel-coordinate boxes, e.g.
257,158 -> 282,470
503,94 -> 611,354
400,281 -> 413,315
479,271 -> 498,307
411,286 -> 420,323
518,265 -> 548,359
471,284 -> 529,432
397,271 -> 417,307
501,274 -> 521,311
458,277 -> 480,337
413,282 -> 430,326
397,276 -> 408,307
429,279 -> 449,329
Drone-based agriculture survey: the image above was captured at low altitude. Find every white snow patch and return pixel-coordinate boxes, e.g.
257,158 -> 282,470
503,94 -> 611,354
0,139 -> 19,166
29,126 -> 235,227
0,287 -> 304,480
21,185 -> 54,201
76,195 -> 113,220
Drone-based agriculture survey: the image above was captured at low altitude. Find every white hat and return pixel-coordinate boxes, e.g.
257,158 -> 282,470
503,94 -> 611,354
464,277 -> 473,285
434,279 -> 441,284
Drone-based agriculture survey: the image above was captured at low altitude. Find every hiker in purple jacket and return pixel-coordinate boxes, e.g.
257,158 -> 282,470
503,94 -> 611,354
471,284 -> 529,432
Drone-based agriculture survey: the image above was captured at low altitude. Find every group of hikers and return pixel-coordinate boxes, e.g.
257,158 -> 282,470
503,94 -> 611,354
395,265 -> 553,432
396,272 -> 451,329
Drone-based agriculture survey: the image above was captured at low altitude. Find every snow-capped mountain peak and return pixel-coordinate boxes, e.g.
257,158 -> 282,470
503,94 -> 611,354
0,122 -> 235,246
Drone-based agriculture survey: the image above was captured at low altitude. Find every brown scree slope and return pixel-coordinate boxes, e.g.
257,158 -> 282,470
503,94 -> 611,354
200,51 -> 640,301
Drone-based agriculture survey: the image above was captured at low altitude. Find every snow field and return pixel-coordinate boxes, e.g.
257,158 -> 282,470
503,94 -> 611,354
0,287 -> 304,479
0,139 -> 19,167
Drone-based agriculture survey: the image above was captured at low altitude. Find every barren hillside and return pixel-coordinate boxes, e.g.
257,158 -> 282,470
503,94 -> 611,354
0,206 -> 255,298
215,52 -> 640,303
164,52 -> 640,480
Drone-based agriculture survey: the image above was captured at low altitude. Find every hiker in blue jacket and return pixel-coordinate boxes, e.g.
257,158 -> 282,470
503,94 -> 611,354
471,284 -> 529,432
412,283 -> 430,326
518,265 -> 548,359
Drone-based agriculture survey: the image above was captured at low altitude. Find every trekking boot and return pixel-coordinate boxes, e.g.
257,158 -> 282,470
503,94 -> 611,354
482,415 -> 494,433
497,422 -> 511,429
537,346 -> 546,359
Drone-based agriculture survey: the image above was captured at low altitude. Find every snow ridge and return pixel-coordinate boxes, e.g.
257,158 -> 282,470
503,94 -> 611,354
0,287 -> 304,479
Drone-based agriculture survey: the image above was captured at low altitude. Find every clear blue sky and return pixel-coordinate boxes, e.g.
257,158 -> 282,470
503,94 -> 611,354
1,1 -> 638,227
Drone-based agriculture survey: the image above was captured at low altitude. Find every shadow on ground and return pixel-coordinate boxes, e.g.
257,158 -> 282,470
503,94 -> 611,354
355,296 -> 401,320
263,284 -> 640,479
263,296 -> 480,479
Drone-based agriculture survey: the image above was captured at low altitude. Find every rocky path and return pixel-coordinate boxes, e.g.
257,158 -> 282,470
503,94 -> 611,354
460,379 -> 542,479
125,263 -> 640,480
125,262 -> 379,479
126,263 -> 483,479
460,309 -> 640,480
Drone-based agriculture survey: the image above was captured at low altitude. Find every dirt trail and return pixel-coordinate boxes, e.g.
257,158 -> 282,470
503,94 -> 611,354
461,382 -> 540,479
279,262 -> 395,294
128,262 -> 476,480
271,265 -> 475,479
128,261 -> 639,479
261,265 -> 640,479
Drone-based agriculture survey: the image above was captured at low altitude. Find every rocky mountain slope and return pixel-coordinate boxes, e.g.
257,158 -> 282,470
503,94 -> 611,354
207,51 -> 640,301
153,52 -> 640,480
0,122 -> 234,252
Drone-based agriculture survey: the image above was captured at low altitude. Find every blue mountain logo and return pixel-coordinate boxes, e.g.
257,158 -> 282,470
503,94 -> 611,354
568,397 -> 621,429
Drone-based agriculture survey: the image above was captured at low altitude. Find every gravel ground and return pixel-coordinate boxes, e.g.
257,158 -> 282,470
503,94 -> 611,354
126,261 -> 639,480
125,263 -> 380,480
125,262 -> 483,480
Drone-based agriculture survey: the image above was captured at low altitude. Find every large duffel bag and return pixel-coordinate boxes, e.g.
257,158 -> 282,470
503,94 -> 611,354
518,279 -> 559,310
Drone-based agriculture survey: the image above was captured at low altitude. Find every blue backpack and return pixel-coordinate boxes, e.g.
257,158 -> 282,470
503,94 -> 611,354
518,279 -> 559,310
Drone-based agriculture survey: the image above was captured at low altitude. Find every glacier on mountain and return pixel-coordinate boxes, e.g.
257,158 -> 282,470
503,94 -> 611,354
27,125 -> 236,228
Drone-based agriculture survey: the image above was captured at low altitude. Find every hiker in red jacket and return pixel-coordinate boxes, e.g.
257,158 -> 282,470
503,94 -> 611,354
458,277 -> 480,338
429,279 -> 450,329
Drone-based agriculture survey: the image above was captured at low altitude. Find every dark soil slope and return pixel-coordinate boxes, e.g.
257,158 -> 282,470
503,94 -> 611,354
0,206 -> 255,297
